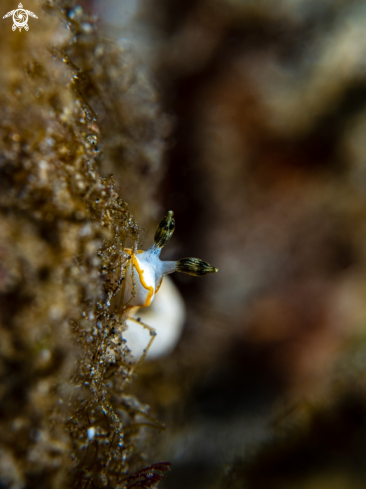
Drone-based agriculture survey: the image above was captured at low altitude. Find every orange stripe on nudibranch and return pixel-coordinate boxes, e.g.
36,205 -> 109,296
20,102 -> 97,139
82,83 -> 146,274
124,248 -> 143,254
131,255 -> 154,307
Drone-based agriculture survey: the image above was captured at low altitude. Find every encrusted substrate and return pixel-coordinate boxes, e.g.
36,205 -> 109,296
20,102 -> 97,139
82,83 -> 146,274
0,1 -> 168,488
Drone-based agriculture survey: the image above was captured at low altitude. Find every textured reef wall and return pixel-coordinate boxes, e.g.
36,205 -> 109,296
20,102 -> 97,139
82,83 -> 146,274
0,1 -> 169,487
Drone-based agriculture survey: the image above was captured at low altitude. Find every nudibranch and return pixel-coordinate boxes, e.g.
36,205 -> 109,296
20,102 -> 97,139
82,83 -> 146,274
123,211 -> 218,308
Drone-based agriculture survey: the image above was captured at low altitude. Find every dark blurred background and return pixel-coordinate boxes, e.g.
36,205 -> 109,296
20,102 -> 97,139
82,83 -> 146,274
80,1 -> 366,487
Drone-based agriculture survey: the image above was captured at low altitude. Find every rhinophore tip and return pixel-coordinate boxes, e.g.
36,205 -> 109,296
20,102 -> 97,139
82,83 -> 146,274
153,211 -> 175,249
176,258 -> 218,277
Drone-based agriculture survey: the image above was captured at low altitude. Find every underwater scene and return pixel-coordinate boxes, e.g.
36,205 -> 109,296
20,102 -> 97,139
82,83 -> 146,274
2,1 -> 366,488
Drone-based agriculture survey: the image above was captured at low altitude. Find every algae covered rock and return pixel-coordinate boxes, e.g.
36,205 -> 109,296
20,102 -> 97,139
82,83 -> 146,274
0,1 -> 168,487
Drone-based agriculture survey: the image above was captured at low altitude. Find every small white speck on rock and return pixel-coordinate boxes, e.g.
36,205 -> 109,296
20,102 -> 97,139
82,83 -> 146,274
87,427 -> 96,440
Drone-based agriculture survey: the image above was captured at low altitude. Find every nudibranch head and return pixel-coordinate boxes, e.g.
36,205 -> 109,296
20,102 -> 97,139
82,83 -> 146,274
123,211 -> 218,309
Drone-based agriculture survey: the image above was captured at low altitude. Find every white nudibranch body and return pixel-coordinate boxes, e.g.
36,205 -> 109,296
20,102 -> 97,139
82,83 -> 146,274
123,211 -> 218,309
125,276 -> 186,359
124,248 -> 167,308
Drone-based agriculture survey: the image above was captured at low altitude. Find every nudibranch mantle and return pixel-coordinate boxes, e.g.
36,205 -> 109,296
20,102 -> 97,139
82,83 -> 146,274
123,211 -> 218,308
124,248 -> 164,308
